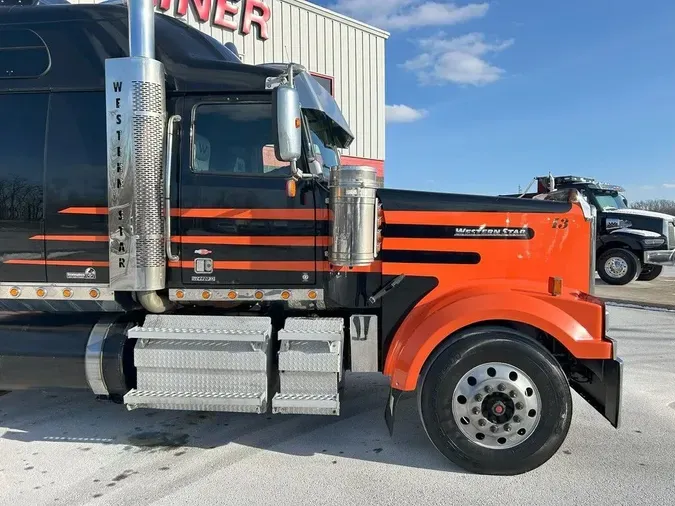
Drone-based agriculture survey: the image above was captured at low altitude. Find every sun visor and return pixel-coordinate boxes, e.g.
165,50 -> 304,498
294,71 -> 354,150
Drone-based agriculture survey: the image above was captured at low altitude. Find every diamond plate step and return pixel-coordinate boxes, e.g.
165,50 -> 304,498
124,390 -> 267,414
271,393 -> 339,415
124,315 -> 272,415
129,314 -> 271,342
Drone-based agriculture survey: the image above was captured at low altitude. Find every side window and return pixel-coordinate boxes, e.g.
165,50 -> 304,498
0,28 -> 50,79
0,92 -> 48,221
45,92 -> 107,202
191,102 -> 289,177
310,73 -> 334,96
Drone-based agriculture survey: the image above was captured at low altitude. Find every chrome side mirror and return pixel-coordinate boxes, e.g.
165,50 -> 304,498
272,84 -> 302,163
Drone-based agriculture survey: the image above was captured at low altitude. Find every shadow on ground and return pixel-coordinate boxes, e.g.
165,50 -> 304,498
0,373 -> 464,474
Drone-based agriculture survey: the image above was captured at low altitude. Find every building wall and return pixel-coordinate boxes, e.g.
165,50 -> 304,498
72,0 -> 388,178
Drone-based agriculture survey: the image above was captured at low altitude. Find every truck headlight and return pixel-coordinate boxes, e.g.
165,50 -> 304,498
642,237 -> 666,247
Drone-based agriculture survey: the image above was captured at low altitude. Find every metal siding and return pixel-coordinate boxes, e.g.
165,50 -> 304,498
70,0 -> 386,166
376,35 -> 386,160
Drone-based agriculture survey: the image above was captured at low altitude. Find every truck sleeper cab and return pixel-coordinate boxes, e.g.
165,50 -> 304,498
0,2 -> 622,476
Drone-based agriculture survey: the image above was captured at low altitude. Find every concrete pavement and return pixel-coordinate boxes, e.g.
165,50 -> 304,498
0,305 -> 674,506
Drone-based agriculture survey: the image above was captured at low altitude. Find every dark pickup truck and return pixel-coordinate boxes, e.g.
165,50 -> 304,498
504,175 -> 675,285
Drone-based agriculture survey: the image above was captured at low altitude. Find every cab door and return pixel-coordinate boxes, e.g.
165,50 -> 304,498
177,95 -> 317,288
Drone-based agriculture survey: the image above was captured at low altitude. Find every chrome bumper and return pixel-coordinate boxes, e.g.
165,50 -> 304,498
644,249 -> 675,266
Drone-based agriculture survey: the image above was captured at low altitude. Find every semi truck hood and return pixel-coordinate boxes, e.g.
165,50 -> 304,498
605,208 -> 675,221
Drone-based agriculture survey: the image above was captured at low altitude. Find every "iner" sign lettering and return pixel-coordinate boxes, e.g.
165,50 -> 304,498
154,0 -> 271,40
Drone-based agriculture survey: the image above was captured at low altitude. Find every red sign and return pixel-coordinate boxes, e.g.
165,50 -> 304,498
154,0 -> 271,40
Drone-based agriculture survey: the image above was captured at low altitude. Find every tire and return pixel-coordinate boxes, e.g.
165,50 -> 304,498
637,264 -> 663,282
597,248 -> 641,285
417,326 -> 572,476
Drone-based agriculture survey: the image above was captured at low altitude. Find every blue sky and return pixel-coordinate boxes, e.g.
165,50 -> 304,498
320,0 -> 675,201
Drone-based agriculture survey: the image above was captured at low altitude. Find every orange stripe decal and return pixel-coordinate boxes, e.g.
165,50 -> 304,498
167,260 -> 381,273
169,260 -> 316,271
59,207 -> 108,215
173,209 -> 319,220
59,207 -> 331,221
4,260 -> 109,267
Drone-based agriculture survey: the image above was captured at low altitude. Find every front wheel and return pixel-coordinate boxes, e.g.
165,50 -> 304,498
597,248 -> 641,285
418,326 -> 572,475
637,264 -> 663,281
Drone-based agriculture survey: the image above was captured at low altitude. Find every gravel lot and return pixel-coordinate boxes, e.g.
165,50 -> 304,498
1,305 -> 674,506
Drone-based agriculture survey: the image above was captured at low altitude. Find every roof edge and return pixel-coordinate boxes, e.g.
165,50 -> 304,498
282,0 -> 390,39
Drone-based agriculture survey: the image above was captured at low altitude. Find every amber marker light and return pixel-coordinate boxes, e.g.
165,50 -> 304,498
308,290 -> 317,300
202,290 -> 211,300
286,179 -> 297,198
227,290 -> 237,300
36,288 -> 46,298
281,290 -> 291,300
9,287 -> 20,297
255,291 -> 264,300
175,290 -> 185,299
548,277 -> 563,296
89,288 -> 100,299
62,289 -> 73,298
294,117 -> 301,128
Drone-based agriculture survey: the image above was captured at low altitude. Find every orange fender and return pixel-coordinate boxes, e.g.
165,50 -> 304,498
383,290 -> 612,392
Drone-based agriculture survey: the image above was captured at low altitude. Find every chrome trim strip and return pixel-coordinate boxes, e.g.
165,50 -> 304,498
85,315 -> 118,396
644,249 -> 675,266
0,283 -> 115,301
589,205 -> 597,295
169,288 -> 324,302
164,114 -> 181,263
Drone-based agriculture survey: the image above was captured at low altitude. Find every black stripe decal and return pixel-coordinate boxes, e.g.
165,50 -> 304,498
180,219 -> 318,237
385,224 -> 535,240
381,250 -> 481,264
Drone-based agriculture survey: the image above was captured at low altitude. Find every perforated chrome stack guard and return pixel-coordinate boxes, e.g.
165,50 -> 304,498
272,317 -> 344,415
105,57 -> 167,291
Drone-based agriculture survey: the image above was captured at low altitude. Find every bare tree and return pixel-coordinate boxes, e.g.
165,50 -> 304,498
631,199 -> 675,216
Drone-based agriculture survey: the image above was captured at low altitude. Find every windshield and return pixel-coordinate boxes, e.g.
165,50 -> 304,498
593,190 -> 628,211
308,129 -> 340,177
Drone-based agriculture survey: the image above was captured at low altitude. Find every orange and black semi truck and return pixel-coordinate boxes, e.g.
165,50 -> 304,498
0,1 -> 622,475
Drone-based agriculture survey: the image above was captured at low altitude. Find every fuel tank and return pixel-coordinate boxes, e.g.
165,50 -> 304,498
0,312 -> 139,398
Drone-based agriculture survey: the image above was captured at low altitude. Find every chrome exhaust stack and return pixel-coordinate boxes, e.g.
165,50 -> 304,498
105,0 -> 168,308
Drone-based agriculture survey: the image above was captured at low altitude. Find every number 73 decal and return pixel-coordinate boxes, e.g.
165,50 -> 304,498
552,218 -> 569,229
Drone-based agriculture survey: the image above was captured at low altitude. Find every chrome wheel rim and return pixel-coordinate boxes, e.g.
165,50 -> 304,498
605,257 -> 629,279
452,362 -> 542,450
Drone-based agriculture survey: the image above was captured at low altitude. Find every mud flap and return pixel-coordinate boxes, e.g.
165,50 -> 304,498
384,387 -> 403,436
571,356 -> 623,429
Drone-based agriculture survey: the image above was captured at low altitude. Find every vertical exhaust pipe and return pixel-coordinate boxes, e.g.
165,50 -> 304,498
105,0 -> 172,313
128,0 -> 155,59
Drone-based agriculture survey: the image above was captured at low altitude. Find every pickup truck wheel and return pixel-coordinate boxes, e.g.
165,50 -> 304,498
418,326 -> 572,475
637,264 -> 663,281
597,248 -> 641,285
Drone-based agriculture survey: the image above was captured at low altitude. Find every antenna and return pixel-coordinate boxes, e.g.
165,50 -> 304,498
284,45 -> 291,63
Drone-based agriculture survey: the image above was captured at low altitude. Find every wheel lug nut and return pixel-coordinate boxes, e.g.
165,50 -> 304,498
513,415 -> 521,423
504,424 -> 512,432
484,385 -> 493,393
478,419 -> 487,427
509,390 -> 517,398
515,402 -> 524,410
490,425 -> 498,433
498,383 -> 506,391
472,407 -> 481,415
475,394 -> 483,402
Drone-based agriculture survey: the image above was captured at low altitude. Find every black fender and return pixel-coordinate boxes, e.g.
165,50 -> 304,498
597,232 -> 645,255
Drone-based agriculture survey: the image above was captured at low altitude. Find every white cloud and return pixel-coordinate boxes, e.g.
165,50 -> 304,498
402,32 -> 514,85
386,104 -> 428,123
662,183 -> 675,189
328,0 -> 489,30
